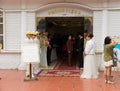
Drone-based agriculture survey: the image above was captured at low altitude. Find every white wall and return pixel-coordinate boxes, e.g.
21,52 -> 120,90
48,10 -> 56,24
26,12 -> 36,32
0,12 -> 36,69
107,10 -> 120,71
93,11 -> 105,70
18,12 -> 36,70
0,52 -> 21,69
93,10 -> 120,71
93,11 -> 103,52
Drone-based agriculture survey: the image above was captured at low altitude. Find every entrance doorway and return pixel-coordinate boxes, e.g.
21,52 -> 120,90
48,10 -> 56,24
46,17 -> 84,58
37,17 -> 93,70
46,17 -> 84,69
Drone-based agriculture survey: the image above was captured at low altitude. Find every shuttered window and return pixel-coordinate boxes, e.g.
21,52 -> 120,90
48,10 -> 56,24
108,11 -> 120,38
5,12 -> 21,51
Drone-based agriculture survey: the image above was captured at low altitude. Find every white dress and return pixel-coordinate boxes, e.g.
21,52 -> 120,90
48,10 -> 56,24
39,36 -> 48,68
81,39 -> 98,79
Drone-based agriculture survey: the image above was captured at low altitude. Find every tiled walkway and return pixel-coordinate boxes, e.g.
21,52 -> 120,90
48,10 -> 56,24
0,69 -> 120,91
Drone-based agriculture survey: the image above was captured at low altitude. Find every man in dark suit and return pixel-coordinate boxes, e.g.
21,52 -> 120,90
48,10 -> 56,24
77,32 -> 84,68
47,34 -> 53,66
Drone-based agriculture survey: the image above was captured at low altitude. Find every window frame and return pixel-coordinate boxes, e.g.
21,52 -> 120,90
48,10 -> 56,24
0,10 -> 4,50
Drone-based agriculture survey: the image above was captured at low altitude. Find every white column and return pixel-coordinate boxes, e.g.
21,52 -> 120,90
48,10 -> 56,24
21,11 -> 27,44
102,9 -> 108,45
100,9 -> 108,71
18,11 -> 27,70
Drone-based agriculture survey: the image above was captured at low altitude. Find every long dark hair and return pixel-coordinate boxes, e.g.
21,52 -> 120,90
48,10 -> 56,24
86,33 -> 94,39
104,36 -> 111,45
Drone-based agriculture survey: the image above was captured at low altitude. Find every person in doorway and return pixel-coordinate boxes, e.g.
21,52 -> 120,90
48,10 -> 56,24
47,34 -> 53,66
81,33 -> 98,79
77,32 -> 84,68
39,31 -> 49,67
66,35 -> 73,66
104,36 -> 117,84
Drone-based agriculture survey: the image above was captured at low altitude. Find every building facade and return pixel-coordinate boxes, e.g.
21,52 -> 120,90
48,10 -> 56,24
0,2 -> 120,70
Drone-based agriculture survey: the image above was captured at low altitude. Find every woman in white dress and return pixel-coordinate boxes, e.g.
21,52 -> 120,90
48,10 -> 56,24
81,33 -> 98,79
39,32 -> 49,68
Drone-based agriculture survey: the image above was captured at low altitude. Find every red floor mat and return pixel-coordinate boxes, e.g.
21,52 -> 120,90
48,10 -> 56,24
38,69 -> 80,77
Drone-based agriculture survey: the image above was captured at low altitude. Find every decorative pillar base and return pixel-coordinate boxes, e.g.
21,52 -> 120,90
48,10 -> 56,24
24,77 -> 38,81
24,63 -> 39,82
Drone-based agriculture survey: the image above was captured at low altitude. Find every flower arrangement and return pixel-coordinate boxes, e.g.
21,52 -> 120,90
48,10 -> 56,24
25,31 -> 49,48
26,31 -> 39,35
39,32 -> 49,48
26,31 -> 39,39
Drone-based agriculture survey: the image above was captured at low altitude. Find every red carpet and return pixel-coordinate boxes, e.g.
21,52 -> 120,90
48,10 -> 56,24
54,60 -> 77,70
38,59 -> 79,77
38,69 -> 80,77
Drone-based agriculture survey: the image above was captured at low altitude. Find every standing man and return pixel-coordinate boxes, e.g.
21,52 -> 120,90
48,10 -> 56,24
77,32 -> 84,68
47,34 -> 53,66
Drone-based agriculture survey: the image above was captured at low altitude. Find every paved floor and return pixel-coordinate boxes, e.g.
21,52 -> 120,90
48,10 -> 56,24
0,69 -> 120,91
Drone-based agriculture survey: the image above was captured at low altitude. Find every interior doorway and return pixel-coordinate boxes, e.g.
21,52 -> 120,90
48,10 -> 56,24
46,17 -> 84,58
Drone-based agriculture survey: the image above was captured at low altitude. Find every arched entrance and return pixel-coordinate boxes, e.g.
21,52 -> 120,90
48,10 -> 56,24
36,3 -> 93,70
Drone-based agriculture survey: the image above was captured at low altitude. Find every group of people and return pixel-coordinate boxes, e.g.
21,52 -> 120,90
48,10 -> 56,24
21,30 -> 118,84
80,33 -> 118,84
65,33 -> 84,67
